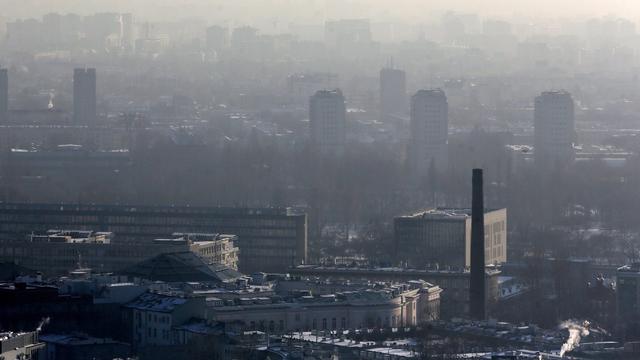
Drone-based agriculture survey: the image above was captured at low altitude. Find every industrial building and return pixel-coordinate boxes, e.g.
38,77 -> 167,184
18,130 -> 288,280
394,207 -> 507,269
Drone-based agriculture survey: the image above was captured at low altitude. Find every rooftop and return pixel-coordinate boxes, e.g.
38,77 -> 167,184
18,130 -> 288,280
120,251 -> 242,283
39,333 -> 128,346
291,264 -> 502,276
124,292 -> 188,313
0,202 -> 301,217
397,207 -> 504,220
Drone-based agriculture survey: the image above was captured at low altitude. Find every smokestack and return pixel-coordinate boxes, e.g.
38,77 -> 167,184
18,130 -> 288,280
470,168 -> 486,320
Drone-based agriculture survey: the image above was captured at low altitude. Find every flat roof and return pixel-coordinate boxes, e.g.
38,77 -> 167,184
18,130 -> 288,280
397,207 -> 505,220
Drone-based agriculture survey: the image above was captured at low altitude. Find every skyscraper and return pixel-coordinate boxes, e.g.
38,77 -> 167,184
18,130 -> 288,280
0,69 -> 7,124
73,68 -> 97,126
309,89 -> 346,154
534,90 -> 575,167
410,89 -> 449,175
206,25 -> 228,51
379,67 -> 406,122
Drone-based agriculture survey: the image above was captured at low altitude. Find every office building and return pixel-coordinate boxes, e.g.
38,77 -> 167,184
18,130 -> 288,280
0,330 -> 46,359
379,67 -> 406,121
394,207 -> 507,269
616,264 -> 640,337
119,13 -> 135,52
0,68 -> 7,124
410,89 -> 449,175
534,91 -> 575,167
0,230 -> 239,276
73,68 -> 97,125
0,203 -> 307,273
206,25 -> 228,51
309,89 -> 346,154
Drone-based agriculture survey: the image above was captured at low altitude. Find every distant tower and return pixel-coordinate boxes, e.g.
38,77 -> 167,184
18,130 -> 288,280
0,68 -> 7,124
73,68 -> 97,126
410,89 -> 449,175
120,14 -> 135,52
379,67 -> 406,122
534,91 -> 575,167
470,168 -> 486,321
309,89 -> 346,154
206,25 -> 228,51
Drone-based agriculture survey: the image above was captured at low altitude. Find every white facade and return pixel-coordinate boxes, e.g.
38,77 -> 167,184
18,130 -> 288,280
534,90 -> 575,167
207,281 -> 441,333
380,68 -> 407,121
410,89 -> 449,175
310,89 -> 346,154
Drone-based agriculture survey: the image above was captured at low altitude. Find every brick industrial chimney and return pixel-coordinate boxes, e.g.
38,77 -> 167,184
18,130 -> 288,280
470,168 -> 486,320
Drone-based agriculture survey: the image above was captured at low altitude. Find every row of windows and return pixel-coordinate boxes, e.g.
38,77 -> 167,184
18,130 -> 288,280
0,216 -> 301,230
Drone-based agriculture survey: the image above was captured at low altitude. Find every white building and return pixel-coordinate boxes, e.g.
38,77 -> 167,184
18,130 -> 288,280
309,89 -> 346,154
380,67 -> 407,121
410,89 -> 449,175
207,280 -> 441,333
534,90 -> 575,167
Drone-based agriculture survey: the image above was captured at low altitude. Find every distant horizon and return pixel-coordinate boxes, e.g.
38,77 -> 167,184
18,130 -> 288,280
1,0 -> 639,26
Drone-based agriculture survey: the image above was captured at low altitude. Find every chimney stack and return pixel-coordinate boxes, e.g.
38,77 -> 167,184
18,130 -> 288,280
470,168 -> 486,320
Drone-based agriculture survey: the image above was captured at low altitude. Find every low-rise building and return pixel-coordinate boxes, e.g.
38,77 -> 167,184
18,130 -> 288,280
0,330 -> 46,360
40,333 -> 131,360
124,292 -> 206,350
0,231 -> 240,276
154,233 -> 239,270
288,265 -> 501,319
207,280 -> 441,333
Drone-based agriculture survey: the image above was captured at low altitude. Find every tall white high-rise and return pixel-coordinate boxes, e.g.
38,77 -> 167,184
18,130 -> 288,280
309,89 -> 346,154
379,67 -> 406,122
410,89 -> 449,175
534,90 -> 575,167
73,68 -> 97,126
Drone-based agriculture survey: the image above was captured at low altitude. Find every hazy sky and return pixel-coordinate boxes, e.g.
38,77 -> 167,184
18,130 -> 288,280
1,0 -> 639,23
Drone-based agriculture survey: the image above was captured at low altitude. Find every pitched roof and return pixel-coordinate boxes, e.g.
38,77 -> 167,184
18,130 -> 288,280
120,251 -> 242,283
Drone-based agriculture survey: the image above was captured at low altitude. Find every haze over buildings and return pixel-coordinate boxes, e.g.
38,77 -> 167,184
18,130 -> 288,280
3,1 -> 640,359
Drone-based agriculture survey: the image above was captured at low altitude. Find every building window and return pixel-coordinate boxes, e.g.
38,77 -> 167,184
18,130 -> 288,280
322,318 -> 327,330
